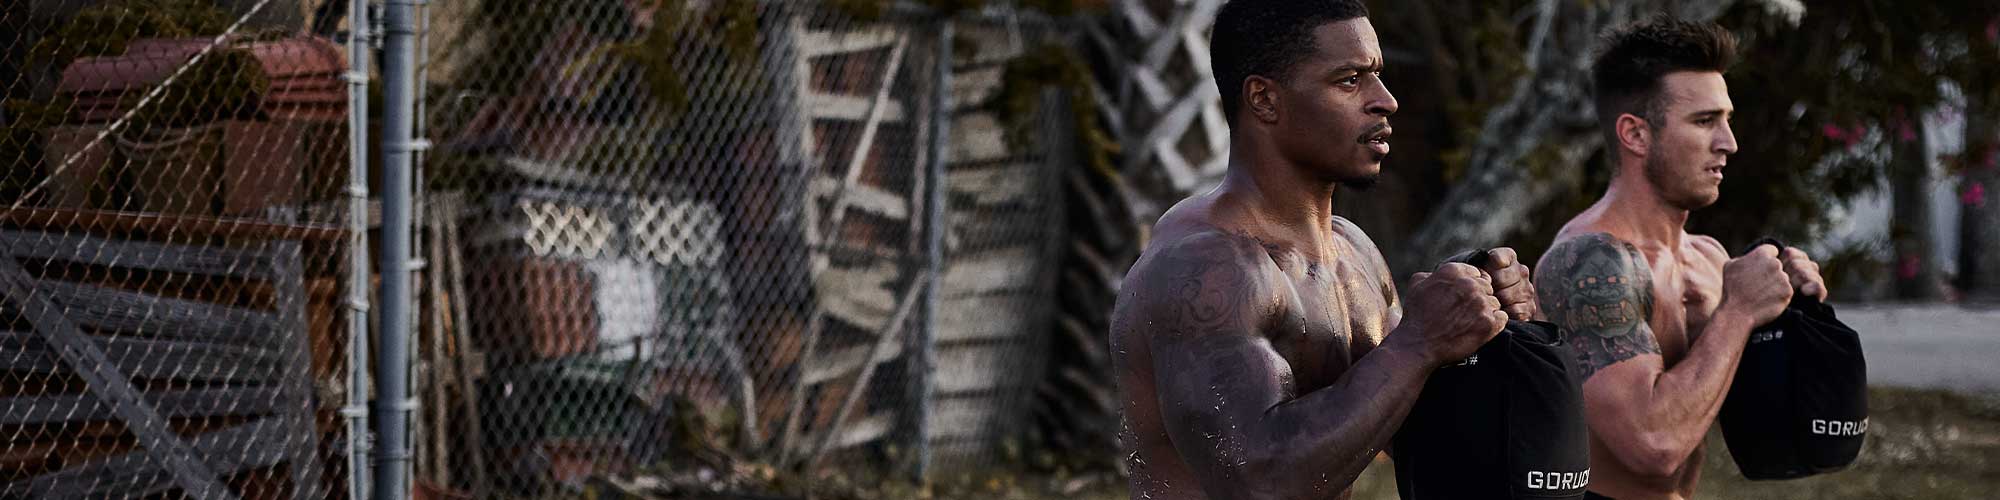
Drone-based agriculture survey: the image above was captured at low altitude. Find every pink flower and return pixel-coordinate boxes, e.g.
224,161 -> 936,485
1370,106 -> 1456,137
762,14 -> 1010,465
1965,183 -> 1988,208
1899,255 -> 1922,279
1988,18 -> 1998,43
1822,124 -> 1848,142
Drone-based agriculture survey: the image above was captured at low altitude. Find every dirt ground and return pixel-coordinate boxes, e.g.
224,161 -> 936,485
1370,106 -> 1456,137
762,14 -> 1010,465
566,387 -> 2000,499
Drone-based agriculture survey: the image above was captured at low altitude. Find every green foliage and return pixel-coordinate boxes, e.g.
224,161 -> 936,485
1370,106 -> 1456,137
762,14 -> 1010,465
26,0 -> 230,68
990,44 -> 1120,182
129,49 -> 269,130
2,0 -> 262,199
1697,1 -> 2000,247
465,0 -> 765,118
0,98 -> 72,200
830,0 -> 1106,21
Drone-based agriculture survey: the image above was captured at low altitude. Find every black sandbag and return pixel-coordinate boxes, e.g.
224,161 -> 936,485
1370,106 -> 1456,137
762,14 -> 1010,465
1719,239 -> 1869,480
1393,249 -> 1591,499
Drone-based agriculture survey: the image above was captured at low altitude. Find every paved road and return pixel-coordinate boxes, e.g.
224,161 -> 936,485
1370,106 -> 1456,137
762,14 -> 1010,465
1840,304 -> 2000,393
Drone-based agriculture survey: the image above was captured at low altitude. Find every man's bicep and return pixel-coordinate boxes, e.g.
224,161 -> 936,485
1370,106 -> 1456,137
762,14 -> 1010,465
1536,233 -> 1663,379
1122,232 -> 1289,486
1152,332 -> 1292,447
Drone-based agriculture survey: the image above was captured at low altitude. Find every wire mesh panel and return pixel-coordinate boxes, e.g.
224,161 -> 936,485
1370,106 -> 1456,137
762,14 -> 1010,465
1,1 -> 354,499
417,0 -> 1073,496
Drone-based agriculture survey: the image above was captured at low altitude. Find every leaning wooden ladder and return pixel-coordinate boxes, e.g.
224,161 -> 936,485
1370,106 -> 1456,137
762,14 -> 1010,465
774,16 -> 928,468
0,209 -> 327,499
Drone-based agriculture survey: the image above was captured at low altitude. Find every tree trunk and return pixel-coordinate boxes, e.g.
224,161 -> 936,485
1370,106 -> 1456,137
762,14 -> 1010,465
1960,96 -> 2000,303
1892,117 -> 1942,301
1394,0 -> 1644,273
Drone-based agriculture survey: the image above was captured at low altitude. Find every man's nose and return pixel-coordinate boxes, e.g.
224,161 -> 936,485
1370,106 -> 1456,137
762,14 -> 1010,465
1715,121 -> 1739,155
1368,89 -> 1398,117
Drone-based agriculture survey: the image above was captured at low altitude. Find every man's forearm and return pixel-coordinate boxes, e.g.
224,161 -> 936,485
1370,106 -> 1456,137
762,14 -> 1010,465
1239,340 -> 1436,497
1641,311 -> 1757,453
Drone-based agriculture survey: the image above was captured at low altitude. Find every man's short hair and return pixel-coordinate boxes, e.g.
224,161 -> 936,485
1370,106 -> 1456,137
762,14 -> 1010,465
1210,0 -> 1369,127
1590,15 -> 1738,146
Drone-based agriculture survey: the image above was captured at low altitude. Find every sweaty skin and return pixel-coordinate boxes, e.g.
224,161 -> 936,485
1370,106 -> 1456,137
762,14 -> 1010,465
1110,18 -> 1532,500
1536,71 -> 1819,500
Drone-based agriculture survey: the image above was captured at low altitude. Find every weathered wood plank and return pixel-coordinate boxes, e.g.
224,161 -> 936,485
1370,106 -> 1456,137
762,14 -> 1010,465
0,331 -> 285,381
946,163 -> 1040,206
264,240 -> 324,500
31,278 -> 283,345
0,258 -> 239,499
800,27 -> 901,58
925,396 -> 1009,441
948,113 -> 1010,164
801,341 -> 905,386
815,262 -> 899,331
810,175 -> 909,220
805,92 -> 908,122
0,206 -> 343,242
939,247 -> 1042,298
831,413 -> 895,450
3,416 -> 293,499
0,386 -> 287,425
0,230 -> 274,279
933,296 -> 1040,343
932,342 -> 1036,395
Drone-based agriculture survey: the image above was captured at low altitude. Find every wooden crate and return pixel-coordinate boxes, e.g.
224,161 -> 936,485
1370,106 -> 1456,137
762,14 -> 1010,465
0,207 -> 345,499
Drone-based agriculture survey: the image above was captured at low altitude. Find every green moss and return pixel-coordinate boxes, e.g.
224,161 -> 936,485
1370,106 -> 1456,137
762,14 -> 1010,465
128,49 -> 270,131
990,44 -> 1120,182
27,0 -> 230,68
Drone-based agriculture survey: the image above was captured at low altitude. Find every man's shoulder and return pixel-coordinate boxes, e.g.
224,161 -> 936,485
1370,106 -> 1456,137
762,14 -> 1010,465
1540,231 -> 1654,280
1328,216 -> 1393,277
1684,233 -> 1731,264
1117,229 -> 1284,335
1129,229 -> 1281,286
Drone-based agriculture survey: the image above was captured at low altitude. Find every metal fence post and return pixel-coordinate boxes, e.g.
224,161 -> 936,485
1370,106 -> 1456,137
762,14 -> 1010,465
374,0 -> 424,498
344,0 -> 375,499
914,17 -> 954,483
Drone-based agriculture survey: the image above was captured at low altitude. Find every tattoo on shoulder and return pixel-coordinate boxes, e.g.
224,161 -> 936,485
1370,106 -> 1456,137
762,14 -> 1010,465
1536,233 -> 1661,378
1144,234 -> 1267,340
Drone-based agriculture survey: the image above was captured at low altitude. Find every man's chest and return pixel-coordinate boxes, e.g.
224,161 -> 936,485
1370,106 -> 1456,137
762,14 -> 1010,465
1264,260 -> 1393,391
1645,247 -> 1725,364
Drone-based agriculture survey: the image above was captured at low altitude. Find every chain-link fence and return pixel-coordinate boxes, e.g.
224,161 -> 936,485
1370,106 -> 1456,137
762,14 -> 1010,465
416,1 -> 1073,496
3,0 -> 1080,498
2,0 -> 357,498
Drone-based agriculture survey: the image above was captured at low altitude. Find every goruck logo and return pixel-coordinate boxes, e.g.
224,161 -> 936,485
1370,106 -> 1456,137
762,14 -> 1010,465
1525,469 -> 1590,490
1812,418 -> 1868,436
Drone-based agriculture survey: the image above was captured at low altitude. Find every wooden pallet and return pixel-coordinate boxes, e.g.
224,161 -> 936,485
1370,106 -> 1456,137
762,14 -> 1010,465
0,208 -> 337,499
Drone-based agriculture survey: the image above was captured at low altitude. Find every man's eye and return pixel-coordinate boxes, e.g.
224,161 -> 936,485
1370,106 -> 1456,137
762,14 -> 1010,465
1341,76 -> 1361,86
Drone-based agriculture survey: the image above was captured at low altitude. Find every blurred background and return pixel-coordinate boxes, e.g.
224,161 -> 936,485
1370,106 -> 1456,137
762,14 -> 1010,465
1,0 -> 1996,499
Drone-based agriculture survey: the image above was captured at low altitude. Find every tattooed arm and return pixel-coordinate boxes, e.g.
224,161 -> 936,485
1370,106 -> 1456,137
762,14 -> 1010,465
1534,233 -> 1787,481
1119,231 -> 1500,499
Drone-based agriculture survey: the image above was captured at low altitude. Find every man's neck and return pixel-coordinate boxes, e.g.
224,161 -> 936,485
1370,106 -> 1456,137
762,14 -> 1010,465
1217,143 -> 1340,249
1598,170 -> 1690,250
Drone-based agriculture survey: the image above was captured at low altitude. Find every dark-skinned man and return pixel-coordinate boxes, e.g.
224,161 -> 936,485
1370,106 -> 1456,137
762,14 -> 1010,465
1110,2 -> 1539,498
1533,17 -> 1829,500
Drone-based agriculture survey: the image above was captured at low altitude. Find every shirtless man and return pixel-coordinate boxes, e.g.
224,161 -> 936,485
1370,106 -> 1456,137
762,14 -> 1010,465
1109,2 -> 1540,498
1534,17 -> 1829,500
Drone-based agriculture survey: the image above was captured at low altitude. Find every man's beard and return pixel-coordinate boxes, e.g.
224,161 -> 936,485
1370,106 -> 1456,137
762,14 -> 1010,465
1642,149 -> 1710,211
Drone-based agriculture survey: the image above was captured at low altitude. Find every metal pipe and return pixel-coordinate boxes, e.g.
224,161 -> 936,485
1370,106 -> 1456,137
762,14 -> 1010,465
342,0 -> 374,498
374,0 -> 424,498
914,19 -> 954,483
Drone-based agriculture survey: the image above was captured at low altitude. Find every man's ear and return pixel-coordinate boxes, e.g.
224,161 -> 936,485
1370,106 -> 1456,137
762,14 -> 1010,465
1245,75 -> 1280,124
1615,113 -> 1652,159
